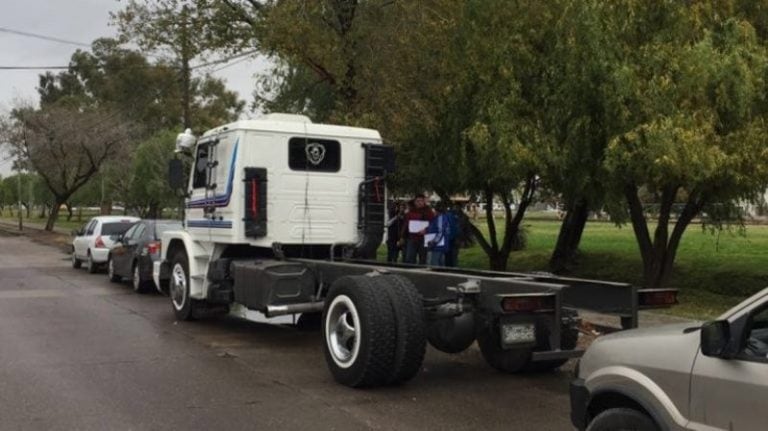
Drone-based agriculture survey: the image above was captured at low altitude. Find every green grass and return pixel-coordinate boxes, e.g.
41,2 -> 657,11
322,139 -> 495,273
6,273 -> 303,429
386,218 -> 766,319
0,210 -> 102,231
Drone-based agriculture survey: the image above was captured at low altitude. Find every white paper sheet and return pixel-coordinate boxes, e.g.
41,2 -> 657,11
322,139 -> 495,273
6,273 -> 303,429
424,233 -> 445,247
408,220 -> 430,233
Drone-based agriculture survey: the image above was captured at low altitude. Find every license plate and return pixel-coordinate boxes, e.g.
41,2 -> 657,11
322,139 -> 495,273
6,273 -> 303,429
501,323 -> 536,346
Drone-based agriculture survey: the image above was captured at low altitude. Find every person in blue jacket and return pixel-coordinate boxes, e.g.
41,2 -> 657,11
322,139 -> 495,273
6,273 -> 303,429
427,201 -> 452,267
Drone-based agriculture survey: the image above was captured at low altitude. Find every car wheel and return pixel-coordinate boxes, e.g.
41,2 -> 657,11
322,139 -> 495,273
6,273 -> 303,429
322,276 -> 397,388
132,263 -> 151,294
71,251 -> 82,269
170,251 -> 198,320
108,257 -> 121,283
587,408 -> 659,431
86,252 -> 98,274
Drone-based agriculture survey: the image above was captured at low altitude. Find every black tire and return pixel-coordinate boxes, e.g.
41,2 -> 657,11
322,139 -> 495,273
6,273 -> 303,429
587,408 -> 659,431
373,275 -> 426,385
132,262 -> 152,294
169,250 -> 199,321
71,251 -> 82,269
86,252 -> 98,274
476,317 -> 533,373
427,312 -> 476,354
322,276 -> 397,388
107,256 -> 121,283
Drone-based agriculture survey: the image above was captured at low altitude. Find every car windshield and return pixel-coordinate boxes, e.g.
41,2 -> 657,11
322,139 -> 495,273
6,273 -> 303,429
101,222 -> 135,236
154,222 -> 182,238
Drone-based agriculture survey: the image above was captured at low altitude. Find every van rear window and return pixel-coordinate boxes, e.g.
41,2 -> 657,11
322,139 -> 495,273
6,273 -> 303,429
101,222 -> 135,235
288,138 -> 341,172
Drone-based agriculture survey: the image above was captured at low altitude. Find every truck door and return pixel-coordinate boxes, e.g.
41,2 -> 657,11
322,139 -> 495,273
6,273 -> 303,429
208,133 -> 237,243
185,141 -> 214,239
689,304 -> 768,430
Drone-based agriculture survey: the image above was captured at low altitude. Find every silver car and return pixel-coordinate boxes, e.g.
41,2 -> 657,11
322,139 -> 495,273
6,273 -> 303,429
571,287 -> 768,431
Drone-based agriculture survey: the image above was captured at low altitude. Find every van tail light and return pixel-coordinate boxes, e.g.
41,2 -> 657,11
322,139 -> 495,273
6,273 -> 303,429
146,241 -> 161,255
94,236 -> 106,248
638,289 -> 678,308
501,294 -> 556,313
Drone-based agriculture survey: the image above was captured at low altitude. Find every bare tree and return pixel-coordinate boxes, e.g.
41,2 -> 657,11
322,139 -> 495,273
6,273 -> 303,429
3,105 -> 136,231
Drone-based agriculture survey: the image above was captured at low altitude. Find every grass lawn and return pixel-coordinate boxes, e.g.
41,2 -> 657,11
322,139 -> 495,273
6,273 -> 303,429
0,211 -> 102,232
388,217 -> 767,320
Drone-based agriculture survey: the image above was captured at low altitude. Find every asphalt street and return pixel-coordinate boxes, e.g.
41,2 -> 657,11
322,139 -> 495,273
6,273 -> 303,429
0,232 -> 574,430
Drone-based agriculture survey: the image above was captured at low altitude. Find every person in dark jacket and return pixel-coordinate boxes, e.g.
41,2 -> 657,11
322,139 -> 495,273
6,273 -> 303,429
386,201 -> 406,262
401,194 -> 434,265
444,202 -> 463,267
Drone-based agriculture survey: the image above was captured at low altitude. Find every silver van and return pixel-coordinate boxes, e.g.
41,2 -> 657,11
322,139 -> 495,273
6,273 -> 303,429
571,287 -> 768,430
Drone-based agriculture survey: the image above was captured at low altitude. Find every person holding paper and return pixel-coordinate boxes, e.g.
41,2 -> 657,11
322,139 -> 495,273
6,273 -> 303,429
426,201 -> 452,267
401,194 -> 434,265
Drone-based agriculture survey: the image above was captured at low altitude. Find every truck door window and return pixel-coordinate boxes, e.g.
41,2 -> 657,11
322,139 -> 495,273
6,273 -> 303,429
743,306 -> 768,362
288,137 -> 341,172
192,144 -> 209,188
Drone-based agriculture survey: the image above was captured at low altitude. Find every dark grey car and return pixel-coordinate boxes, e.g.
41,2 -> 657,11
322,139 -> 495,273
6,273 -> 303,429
107,219 -> 182,293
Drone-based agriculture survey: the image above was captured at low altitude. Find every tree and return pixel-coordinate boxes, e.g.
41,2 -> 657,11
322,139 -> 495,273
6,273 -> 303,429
112,0 -> 222,129
126,130 -> 179,218
598,2 -> 768,289
4,105 -> 137,230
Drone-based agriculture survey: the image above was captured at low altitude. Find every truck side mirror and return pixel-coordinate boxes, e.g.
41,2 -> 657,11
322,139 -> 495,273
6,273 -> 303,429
701,320 -> 731,358
168,158 -> 186,191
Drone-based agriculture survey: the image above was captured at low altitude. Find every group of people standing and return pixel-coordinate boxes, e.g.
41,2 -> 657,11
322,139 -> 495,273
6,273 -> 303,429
386,194 -> 463,267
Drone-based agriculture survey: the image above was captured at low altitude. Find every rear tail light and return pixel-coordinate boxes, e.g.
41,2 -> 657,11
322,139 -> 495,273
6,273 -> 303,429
501,295 -> 556,313
638,289 -> 678,308
146,241 -> 161,255
94,236 -> 106,248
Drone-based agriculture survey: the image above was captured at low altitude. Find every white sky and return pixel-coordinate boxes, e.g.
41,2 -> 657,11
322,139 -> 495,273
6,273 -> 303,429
0,0 -> 271,176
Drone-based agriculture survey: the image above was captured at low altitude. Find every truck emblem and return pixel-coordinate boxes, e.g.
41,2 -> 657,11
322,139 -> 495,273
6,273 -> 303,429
305,142 -> 326,166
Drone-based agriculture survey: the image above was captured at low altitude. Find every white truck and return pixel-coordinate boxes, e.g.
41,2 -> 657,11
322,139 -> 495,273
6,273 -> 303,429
155,113 -> 677,388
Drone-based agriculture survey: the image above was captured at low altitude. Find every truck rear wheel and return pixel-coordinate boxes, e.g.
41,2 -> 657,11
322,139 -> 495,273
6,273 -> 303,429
373,275 -> 426,385
170,251 -> 199,321
322,276 -> 397,388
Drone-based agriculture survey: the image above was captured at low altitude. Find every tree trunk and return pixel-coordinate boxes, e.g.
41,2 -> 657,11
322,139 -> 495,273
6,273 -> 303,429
45,199 -> 63,231
549,199 -> 590,272
180,5 -> 193,130
24,203 -> 30,218
65,202 -> 73,221
489,252 -> 509,271
38,203 -> 46,218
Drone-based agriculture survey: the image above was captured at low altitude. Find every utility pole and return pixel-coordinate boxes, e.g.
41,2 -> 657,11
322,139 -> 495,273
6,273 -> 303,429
18,122 -> 25,231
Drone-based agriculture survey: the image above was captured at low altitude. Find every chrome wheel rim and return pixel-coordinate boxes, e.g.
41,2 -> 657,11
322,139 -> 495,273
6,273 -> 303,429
133,265 -> 140,291
325,295 -> 361,368
171,262 -> 186,310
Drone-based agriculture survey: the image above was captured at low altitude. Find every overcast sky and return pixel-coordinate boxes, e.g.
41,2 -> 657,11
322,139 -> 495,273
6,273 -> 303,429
0,0 -> 270,175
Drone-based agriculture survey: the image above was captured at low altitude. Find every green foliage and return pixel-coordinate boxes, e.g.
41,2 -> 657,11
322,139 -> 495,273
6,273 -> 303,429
127,130 -> 180,217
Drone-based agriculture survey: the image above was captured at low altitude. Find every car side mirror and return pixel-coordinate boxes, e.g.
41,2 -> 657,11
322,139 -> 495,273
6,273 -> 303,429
168,158 -> 186,191
701,320 -> 731,358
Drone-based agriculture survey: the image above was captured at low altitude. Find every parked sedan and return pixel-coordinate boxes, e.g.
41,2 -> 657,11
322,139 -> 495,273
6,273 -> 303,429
571,287 -> 768,431
107,219 -> 181,293
72,216 -> 140,273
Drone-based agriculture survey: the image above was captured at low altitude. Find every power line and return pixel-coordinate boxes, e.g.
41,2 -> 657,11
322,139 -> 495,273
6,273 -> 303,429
0,26 -> 91,48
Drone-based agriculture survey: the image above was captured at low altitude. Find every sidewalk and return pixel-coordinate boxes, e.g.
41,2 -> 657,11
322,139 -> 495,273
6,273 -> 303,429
0,219 -> 70,235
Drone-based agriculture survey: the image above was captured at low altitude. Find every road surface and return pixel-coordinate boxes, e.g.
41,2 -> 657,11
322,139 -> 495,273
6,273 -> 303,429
0,232 -> 574,430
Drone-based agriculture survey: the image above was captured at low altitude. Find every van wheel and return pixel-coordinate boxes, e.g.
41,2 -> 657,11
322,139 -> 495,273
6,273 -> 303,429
170,251 -> 199,321
587,408 -> 659,431
373,275 -> 426,384
476,319 -> 532,373
86,252 -> 98,274
322,276 -> 397,388
108,257 -> 121,282
132,263 -> 151,294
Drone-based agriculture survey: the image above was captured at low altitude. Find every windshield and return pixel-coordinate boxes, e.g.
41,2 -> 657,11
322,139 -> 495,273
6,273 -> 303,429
101,222 -> 135,236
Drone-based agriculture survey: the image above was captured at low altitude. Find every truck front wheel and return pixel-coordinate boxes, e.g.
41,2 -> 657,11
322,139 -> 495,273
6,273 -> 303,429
322,276 -> 397,388
170,251 -> 199,321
